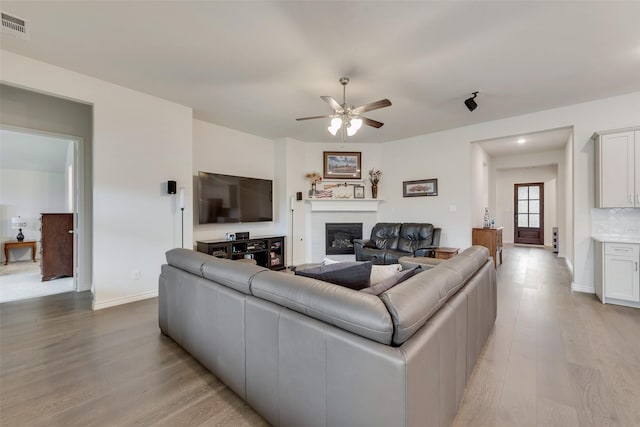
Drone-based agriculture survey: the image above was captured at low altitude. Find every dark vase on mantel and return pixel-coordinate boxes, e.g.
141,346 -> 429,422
17,228 -> 24,241
371,183 -> 378,199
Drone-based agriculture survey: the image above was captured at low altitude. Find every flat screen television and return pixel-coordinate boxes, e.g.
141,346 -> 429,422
198,171 -> 273,224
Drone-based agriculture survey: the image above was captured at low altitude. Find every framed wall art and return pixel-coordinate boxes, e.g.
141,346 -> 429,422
403,179 -> 438,197
323,151 -> 362,180
353,185 -> 365,199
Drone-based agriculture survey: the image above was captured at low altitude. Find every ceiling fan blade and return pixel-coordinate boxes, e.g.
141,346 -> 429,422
296,115 -> 332,121
361,117 -> 384,128
321,96 -> 343,112
352,99 -> 392,114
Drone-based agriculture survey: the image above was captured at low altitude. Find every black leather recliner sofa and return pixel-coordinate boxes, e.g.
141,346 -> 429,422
354,223 -> 441,265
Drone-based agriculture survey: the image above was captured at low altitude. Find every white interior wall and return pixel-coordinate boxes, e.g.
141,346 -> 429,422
1,51 -> 193,309
0,169 -> 65,262
192,119 -> 285,245
564,132 -> 574,270
470,143 -> 493,228
495,165 -> 557,246
65,141 -> 74,212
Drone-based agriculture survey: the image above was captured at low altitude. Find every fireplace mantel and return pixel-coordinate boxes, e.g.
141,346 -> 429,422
305,199 -> 382,212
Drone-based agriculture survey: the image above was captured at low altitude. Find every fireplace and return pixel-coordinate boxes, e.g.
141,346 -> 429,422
325,223 -> 363,255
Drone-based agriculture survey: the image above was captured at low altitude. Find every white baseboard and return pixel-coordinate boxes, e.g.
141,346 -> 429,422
92,289 -> 158,310
561,256 -> 573,274
571,282 -> 595,294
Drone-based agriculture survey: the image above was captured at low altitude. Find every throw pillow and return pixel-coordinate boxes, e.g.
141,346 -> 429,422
360,266 -> 421,296
295,261 -> 372,290
369,264 -> 403,285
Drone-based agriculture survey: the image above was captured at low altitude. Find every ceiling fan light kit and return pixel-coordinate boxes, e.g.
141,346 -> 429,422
297,77 -> 391,140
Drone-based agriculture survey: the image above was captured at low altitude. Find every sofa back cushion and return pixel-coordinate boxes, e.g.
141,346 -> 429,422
397,223 -> 434,254
251,271 -> 394,344
370,223 -> 401,250
165,248 -> 268,295
380,246 -> 490,345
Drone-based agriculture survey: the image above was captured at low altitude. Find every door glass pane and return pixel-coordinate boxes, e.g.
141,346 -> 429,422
529,214 -> 540,228
518,200 -> 529,214
530,200 -> 540,214
529,186 -> 540,200
518,214 -> 528,227
518,186 -> 528,200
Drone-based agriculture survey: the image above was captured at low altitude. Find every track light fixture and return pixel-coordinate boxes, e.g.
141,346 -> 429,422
465,91 -> 479,112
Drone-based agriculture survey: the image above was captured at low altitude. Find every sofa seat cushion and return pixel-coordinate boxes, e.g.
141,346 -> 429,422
251,271 -> 394,344
295,261 -> 372,290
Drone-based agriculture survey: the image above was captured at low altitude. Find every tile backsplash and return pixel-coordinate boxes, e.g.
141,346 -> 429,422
591,208 -> 640,238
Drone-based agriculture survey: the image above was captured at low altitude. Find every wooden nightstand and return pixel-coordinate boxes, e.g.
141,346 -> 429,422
435,247 -> 459,260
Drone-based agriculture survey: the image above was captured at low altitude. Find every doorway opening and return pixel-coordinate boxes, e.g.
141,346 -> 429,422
0,127 -> 85,303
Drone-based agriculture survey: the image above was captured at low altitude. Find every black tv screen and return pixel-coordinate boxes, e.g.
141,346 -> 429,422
198,172 -> 273,224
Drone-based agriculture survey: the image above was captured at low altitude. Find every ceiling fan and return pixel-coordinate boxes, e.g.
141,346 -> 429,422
296,77 -> 392,139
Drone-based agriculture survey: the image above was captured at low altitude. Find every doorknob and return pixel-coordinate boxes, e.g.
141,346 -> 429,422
68,230 -> 74,234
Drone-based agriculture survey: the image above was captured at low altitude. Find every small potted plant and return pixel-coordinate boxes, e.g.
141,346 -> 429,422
305,172 -> 322,197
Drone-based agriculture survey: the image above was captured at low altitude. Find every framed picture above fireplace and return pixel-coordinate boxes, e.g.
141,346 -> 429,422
323,151 -> 362,180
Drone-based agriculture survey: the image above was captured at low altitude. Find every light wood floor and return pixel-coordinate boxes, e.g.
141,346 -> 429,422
1,245 -> 639,426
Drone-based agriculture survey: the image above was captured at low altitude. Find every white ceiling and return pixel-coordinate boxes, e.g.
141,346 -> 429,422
0,130 -> 71,173
476,127 -> 572,158
1,1 -> 639,144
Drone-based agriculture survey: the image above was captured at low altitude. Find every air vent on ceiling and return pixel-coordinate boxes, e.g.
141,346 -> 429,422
1,12 -> 30,40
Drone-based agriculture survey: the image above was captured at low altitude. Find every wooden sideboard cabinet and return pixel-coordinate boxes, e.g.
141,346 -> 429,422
41,213 -> 74,281
472,227 -> 503,269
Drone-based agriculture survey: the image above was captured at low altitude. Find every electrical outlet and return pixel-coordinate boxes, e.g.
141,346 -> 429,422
132,270 -> 141,280
449,205 -> 457,212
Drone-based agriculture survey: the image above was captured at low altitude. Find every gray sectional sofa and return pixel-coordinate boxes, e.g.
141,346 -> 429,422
159,246 -> 497,427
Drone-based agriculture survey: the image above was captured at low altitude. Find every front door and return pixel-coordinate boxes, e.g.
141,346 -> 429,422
514,183 -> 544,245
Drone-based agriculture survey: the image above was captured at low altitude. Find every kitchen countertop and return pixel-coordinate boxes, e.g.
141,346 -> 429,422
592,236 -> 640,244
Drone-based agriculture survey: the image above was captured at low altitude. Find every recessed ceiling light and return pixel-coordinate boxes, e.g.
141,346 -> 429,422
517,138 -> 526,144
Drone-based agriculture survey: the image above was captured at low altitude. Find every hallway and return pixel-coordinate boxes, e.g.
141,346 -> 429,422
454,244 -> 640,426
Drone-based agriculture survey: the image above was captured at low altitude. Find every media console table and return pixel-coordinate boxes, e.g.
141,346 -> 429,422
196,235 -> 286,271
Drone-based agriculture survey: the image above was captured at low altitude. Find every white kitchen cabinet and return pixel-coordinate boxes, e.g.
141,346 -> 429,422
595,241 -> 640,308
595,128 -> 640,208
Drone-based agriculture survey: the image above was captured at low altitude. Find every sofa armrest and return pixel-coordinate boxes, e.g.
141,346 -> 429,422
354,239 -> 376,248
432,228 -> 442,246
413,246 -> 437,258
354,239 -> 374,261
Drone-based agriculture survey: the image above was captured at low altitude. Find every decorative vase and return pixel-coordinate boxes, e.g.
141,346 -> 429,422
17,228 -> 24,241
311,182 -> 316,197
371,183 -> 378,199
483,208 -> 490,228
